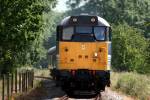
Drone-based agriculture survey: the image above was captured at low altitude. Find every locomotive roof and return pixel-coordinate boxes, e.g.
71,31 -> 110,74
60,15 -> 110,27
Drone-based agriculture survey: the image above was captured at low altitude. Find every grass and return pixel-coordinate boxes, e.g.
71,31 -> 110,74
34,68 -> 50,77
0,68 -> 50,98
111,72 -> 150,100
14,68 -> 50,99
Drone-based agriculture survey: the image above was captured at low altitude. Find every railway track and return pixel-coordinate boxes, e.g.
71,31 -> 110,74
59,95 -> 69,100
94,93 -> 102,100
58,93 -> 102,100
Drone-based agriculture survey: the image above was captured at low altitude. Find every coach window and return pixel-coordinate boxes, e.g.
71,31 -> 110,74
94,27 -> 106,41
62,27 -> 74,40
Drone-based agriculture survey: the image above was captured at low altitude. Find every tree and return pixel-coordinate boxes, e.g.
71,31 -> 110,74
66,0 -> 150,37
43,11 -> 64,49
38,11 -> 64,68
0,0 -> 56,73
112,23 -> 149,73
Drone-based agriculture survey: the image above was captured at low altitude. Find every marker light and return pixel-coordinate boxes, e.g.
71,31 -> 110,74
91,18 -> 95,22
73,18 -> 77,22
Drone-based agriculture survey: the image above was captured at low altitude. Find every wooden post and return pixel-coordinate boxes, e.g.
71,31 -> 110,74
22,72 -> 25,92
22,72 -> 24,92
21,72 -> 23,92
11,74 -> 13,96
25,71 -> 27,92
2,74 -> 5,100
19,72 -> 21,92
27,70 -> 29,90
15,70 -> 17,93
29,71 -> 32,88
7,73 -> 10,100
24,71 -> 26,92
31,70 -> 34,88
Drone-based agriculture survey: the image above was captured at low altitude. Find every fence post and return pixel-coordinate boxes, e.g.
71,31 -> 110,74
7,73 -> 10,100
29,71 -> 31,88
24,72 -> 26,92
25,71 -> 27,92
11,74 -> 13,96
21,72 -> 23,92
15,70 -> 17,93
26,70 -> 29,91
22,72 -> 25,92
2,74 -> 5,100
31,70 -> 34,88
19,72 -> 21,92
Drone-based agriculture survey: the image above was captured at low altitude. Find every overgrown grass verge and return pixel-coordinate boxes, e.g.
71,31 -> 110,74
14,70 -> 46,100
34,68 -> 50,77
111,72 -> 150,100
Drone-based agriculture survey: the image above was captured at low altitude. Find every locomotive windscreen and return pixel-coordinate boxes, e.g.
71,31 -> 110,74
62,26 -> 107,42
76,26 -> 92,34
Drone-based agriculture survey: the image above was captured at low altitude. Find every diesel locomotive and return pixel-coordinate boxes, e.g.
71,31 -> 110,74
49,15 -> 112,96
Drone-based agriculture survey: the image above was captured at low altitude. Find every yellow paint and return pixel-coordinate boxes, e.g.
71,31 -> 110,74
58,42 -> 109,70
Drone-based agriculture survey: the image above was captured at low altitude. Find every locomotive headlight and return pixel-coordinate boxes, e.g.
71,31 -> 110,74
73,18 -> 77,22
91,18 -> 95,22
94,52 -> 98,57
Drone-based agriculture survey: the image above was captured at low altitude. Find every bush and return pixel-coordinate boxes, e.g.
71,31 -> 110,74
112,72 -> 150,100
112,23 -> 149,73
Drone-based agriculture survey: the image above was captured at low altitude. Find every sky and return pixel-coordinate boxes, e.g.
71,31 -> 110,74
53,0 -> 68,12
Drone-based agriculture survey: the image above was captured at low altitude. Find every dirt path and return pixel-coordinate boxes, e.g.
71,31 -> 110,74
101,88 -> 134,100
15,79 -> 134,100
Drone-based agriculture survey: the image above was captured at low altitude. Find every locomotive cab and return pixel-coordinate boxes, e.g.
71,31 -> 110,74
51,15 -> 111,97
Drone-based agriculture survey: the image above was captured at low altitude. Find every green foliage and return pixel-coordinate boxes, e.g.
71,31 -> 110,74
113,72 -> 150,100
66,0 -> 150,37
38,11 -> 63,68
112,23 -> 149,73
42,11 -> 63,49
0,0 -> 56,73
145,39 -> 150,73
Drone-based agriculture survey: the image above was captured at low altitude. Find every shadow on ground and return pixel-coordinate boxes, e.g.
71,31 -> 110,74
15,79 -> 133,100
15,79 -> 65,100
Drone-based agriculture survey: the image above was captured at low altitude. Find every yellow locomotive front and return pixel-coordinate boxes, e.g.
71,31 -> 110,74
51,15 -> 111,96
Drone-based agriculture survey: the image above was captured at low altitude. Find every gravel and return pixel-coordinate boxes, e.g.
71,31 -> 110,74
16,79 -> 133,100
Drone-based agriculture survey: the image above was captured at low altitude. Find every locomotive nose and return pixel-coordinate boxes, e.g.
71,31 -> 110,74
52,15 -> 111,97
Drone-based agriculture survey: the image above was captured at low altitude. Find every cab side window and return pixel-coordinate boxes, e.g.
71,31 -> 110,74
94,27 -> 106,41
62,27 -> 74,40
